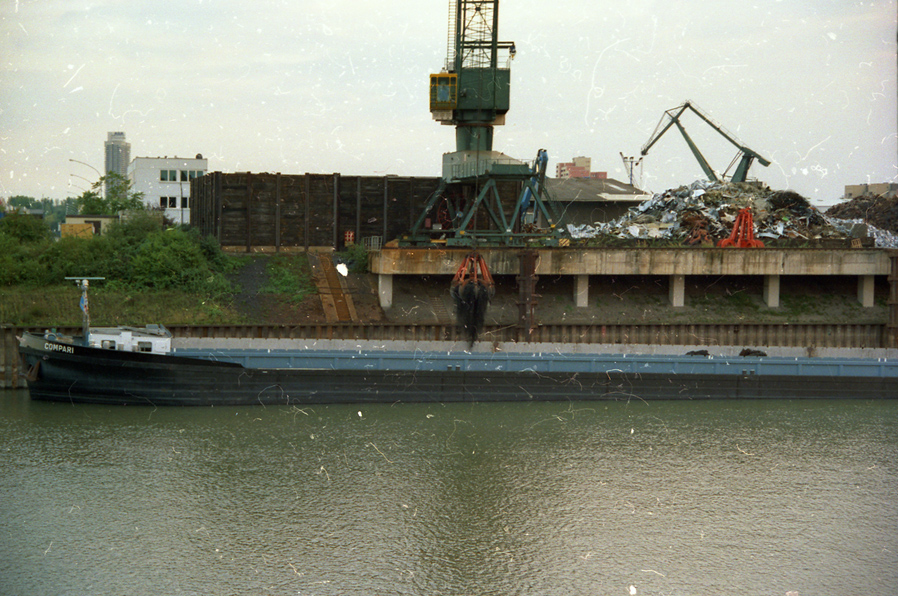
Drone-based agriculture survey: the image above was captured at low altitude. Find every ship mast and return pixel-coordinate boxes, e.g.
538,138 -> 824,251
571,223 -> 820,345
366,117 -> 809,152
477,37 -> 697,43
65,277 -> 105,344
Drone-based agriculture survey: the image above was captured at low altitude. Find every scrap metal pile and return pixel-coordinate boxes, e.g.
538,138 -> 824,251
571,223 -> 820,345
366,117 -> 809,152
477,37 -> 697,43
825,195 -> 898,248
568,180 -> 897,247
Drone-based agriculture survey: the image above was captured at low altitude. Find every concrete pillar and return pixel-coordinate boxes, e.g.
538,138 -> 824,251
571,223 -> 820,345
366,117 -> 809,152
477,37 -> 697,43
858,274 -> 875,308
574,274 -> 589,308
669,275 -> 685,307
378,274 -> 393,308
763,275 -> 780,308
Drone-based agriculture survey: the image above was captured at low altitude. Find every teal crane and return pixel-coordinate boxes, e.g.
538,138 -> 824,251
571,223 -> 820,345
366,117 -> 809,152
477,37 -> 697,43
640,101 -> 771,183
405,0 -> 563,247
428,0 -> 515,155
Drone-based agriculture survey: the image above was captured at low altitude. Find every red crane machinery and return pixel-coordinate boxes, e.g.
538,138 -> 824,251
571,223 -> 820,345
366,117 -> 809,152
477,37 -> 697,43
450,252 -> 496,345
717,208 -> 764,248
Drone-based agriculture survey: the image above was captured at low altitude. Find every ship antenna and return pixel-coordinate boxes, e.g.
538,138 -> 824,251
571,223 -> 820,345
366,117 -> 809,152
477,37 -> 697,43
65,277 -> 105,345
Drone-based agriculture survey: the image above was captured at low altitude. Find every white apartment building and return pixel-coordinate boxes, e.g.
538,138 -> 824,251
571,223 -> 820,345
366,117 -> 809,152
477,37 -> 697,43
128,155 -> 208,224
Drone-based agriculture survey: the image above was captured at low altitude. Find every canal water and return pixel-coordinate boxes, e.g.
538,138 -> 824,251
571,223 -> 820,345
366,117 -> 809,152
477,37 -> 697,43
1,390 -> 896,596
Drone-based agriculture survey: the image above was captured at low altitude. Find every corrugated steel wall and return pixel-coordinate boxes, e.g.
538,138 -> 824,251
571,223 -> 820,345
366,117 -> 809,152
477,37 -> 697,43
189,172 -> 529,251
190,172 -> 444,251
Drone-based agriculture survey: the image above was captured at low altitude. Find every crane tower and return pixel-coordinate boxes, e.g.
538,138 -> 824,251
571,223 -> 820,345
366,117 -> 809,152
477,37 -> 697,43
429,0 -> 517,180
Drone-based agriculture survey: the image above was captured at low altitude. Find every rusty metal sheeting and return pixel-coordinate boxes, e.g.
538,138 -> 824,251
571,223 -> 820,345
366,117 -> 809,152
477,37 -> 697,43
516,250 -> 539,335
2,322 -> 890,348
5,322 -> 883,348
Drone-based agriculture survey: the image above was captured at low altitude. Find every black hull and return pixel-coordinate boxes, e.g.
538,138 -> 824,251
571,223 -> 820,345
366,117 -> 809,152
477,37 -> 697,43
18,332 -> 898,405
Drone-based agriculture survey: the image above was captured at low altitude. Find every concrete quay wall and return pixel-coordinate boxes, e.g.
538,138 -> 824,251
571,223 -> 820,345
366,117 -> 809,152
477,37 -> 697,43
370,247 -> 891,276
371,247 -> 895,312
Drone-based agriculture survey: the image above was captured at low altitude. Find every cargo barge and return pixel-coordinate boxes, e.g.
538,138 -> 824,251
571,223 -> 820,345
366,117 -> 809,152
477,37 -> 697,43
18,326 -> 898,405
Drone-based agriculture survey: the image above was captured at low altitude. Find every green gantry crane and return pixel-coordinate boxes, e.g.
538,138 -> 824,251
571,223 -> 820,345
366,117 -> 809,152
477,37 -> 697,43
640,100 -> 771,183
403,0 -> 563,247
429,0 -> 514,155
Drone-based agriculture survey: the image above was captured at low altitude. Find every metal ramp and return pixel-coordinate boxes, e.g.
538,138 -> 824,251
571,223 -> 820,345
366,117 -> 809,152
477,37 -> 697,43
310,253 -> 357,323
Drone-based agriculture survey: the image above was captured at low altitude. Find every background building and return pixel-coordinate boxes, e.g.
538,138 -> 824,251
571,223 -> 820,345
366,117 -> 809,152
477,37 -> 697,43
62,214 -> 120,237
128,155 -> 208,224
843,182 -> 898,200
104,132 -> 130,198
544,177 -> 650,225
104,132 -> 130,179
555,156 -> 607,180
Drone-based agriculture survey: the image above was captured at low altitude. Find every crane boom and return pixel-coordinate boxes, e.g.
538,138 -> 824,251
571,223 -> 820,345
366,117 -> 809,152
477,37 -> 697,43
640,101 -> 771,183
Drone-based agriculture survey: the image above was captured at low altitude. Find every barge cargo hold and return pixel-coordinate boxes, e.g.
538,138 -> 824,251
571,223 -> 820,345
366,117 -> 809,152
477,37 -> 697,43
18,329 -> 898,405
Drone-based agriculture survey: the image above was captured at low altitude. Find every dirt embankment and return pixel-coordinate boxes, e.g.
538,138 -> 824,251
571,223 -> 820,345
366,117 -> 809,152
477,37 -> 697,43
228,257 -> 888,328
227,255 -> 381,326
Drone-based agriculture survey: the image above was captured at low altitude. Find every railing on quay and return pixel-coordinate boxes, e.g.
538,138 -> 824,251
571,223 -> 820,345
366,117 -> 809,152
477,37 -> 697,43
168,322 -> 887,348
2,322 -> 889,390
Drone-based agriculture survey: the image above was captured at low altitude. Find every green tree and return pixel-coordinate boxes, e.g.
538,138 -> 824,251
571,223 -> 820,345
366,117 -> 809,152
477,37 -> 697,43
75,190 -> 104,214
41,198 -> 74,233
0,230 -> 28,285
105,210 -> 167,249
76,173 -> 146,215
7,195 -> 40,210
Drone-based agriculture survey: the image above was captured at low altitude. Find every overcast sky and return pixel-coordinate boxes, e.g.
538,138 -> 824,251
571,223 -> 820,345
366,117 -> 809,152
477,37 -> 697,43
1,0 -> 895,206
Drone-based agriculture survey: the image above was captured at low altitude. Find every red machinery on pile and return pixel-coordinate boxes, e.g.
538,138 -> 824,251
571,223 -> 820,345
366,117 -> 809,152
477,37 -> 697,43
450,252 -> 495,345
717,208 -> 764,248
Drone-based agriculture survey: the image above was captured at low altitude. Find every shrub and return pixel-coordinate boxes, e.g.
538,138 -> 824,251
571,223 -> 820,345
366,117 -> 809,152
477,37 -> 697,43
262,254 -> 315,302
0,231 -> 30,285
129,229 -> 231,295
37,236 -> 120,285
336,243 -> 369,273
104,211 -> 166,250
0,211 -> 51,244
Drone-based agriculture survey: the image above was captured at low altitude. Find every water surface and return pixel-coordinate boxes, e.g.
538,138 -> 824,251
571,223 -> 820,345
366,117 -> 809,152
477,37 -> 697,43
1,391 -> 896,595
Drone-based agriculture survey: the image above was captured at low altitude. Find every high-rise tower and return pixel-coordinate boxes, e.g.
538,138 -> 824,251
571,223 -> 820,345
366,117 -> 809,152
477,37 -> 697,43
105,131 -> 130,176
104,132 -> 130,189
